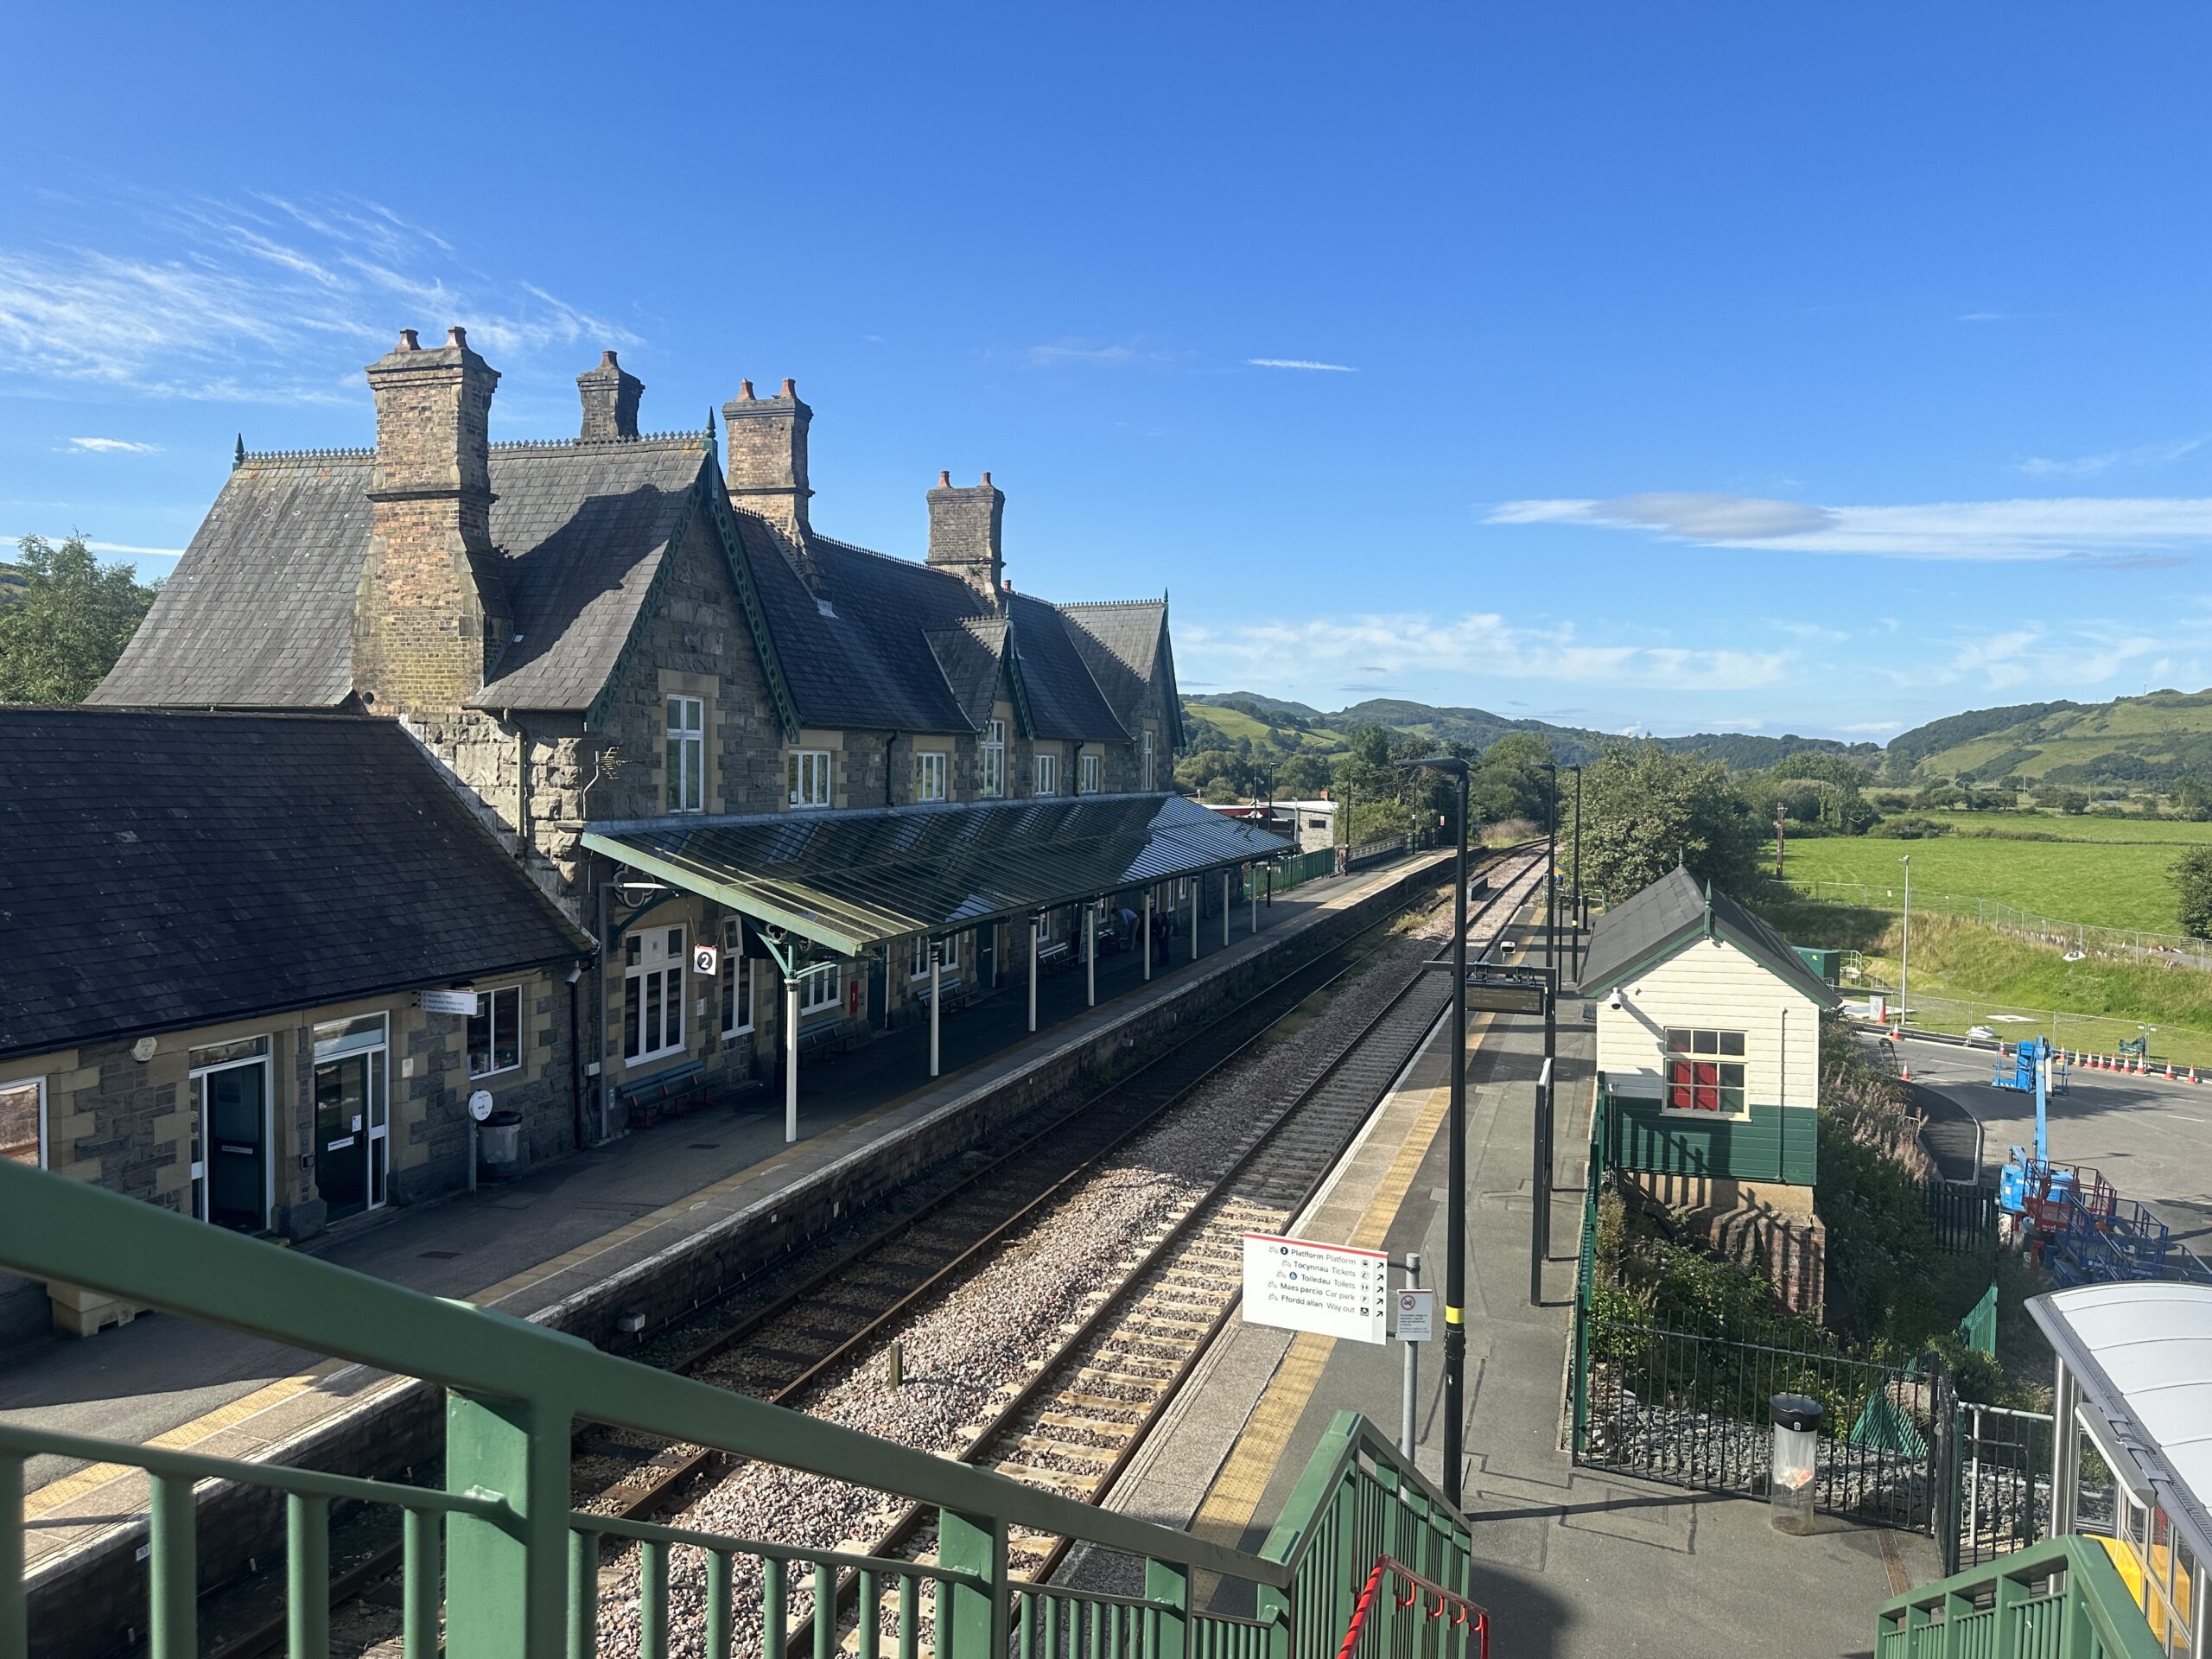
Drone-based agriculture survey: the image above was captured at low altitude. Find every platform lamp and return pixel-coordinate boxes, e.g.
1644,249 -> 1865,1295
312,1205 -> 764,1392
1400,754 -> 1470,1507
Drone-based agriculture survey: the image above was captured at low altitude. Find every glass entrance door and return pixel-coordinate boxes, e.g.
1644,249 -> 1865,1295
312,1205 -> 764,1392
312,1014 -> 388,1223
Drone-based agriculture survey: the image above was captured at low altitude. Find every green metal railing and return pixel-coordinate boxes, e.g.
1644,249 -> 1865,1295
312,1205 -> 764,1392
1247,850 -> 1337,897
1874,1535 -> 2167,1659
1568,1079 -> 1613,1457
0,1160 -> 1481,1659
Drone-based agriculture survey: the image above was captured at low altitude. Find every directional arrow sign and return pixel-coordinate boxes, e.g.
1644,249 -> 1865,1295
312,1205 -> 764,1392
1241,1232 -> 1389,1344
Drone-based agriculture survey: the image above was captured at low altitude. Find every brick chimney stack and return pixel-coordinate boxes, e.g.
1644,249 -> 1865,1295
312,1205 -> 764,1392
721,377 -> 811,538
353,326 -> 508,714
576,349 -> 643,442
926,470 -> 1005,601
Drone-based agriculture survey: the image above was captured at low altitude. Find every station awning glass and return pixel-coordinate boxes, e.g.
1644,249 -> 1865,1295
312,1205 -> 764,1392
582,792 -> 1292,958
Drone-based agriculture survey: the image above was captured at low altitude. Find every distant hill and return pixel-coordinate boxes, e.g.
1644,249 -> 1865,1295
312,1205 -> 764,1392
1181,693 -> 1877,771
1895,689 -> 2212,785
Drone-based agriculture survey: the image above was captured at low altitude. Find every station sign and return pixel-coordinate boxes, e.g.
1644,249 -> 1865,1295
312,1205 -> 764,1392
1395,1287 -> 1434,1342
692,944 -> 720,976
417,989 -> 477,1015
1241,1232 -> 1388,1344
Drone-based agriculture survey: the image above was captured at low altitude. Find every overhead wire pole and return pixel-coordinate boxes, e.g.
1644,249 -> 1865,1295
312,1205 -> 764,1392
1402,754 -> 1469,1509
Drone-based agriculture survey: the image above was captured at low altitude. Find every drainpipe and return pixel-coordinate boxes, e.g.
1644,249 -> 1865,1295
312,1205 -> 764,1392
886,732 -> 901,806
510,712 -> 531,857
568,959 -> 586,1153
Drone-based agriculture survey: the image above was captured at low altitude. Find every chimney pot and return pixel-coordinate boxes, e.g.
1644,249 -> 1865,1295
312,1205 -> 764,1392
577,348 -> 645,442
447,326 -> 468,349
938,470 -> 951,487
600,349 -> 619,368
397,328 -> 419,351
739,378 -> 753,399
721,378 -> 813,537
781,377 -> 797,397
980,470 -> 992,486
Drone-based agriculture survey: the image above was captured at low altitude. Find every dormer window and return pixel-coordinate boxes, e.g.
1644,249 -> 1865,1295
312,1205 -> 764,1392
915,750 -> 948,803
980,721 -> 1005,798
665,696 -> 705,813
1034,752 -> 1058,796
1079,753 -> 1101,795
788,748 -> 832,809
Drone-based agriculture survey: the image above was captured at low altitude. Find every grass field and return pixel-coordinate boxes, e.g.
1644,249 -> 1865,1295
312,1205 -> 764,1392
1782,833 -> 2189,932
1180,702 -> 1348,754
1910,808 -> 2212,844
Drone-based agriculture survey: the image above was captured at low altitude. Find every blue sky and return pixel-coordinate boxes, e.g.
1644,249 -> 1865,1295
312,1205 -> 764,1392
4,3 -> 2208,743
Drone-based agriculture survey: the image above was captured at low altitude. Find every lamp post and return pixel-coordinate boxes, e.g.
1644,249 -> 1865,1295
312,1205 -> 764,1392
1899,854 -> 1911,1030
1568,765 -> 1585,970
1401,755 -> 1469,1508
1535,761 -> 1561,1277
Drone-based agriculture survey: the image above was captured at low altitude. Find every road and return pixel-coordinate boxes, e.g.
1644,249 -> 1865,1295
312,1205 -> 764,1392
1888,1034 -> 2212,1249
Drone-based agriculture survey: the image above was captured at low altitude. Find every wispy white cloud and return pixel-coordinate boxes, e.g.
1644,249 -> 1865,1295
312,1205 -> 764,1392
66,436 -> 160,454
2018,435 -> 2206,479
1246,358 -> 1357,372
1958,310 -> 2045,323
1488,491 -> 2212,562
10,533 -> 185,557
1839,720 -> 1904,734
1703,716 -> 1764,731
0,190 -> 635,404
1180,611 -> 1789,693
1872,614 -> 2212,695
1027,340 -> 1135,368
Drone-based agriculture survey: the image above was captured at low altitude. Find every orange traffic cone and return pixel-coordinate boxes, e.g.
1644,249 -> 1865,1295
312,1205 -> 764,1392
2191,1068 -> 2201,1084
2166,1062 -> 2176,1080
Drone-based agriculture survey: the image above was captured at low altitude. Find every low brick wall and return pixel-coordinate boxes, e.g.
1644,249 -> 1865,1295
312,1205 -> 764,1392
29,854 -> 1451,1656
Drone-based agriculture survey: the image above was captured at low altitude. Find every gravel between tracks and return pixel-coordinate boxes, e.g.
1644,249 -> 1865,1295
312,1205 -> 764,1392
591,903 -> 1464,1656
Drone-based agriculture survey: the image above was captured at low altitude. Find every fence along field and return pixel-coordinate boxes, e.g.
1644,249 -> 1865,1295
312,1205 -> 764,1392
1779,830 -> 2196,934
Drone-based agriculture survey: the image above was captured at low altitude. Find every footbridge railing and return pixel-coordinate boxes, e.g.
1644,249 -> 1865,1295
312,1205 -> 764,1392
1874,1535 -> 2166,1659
0,1160 -> 1483,1659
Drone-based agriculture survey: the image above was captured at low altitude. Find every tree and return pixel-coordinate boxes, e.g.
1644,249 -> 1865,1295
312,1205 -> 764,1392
1274,753 -> 1329,797
0,535 -> 161,703
2171,849 -> 2212,938
1469,731 -> 1555,826
1564,741 -> 1761,902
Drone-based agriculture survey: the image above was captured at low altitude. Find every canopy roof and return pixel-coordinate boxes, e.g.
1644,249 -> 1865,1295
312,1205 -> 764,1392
2032,1281 -> 2212,1565
582,791 -> 1290,958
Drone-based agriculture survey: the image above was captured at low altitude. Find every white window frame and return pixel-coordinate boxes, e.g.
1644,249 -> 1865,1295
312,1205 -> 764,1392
666,695 -> 706,813
1,1075 -> 46,1170
799,961 -> 843,1017
468,984 -> 523,1078
1079,752 -> 1101,795
1034,752 -> 1058,797
720,919 -> 753,1037
1143,730 -> 1156,791
915,749 -> 949,803
910,932 -> 963,982
625,925 -> 688,1064
788,748 -> 833,809
980,721 -> 1005,798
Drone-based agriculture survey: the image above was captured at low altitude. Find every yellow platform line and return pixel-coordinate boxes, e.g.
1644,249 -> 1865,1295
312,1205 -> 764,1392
1190,1009 -> 1497,1549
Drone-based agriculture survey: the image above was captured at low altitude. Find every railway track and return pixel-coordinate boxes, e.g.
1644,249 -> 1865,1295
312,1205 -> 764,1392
190,846 -> 1531,1658
819,855 -> 1546,1622
578,845 -> 1536,1520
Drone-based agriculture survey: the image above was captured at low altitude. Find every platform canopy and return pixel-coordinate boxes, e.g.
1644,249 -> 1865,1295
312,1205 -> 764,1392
582,791 -> 1291,958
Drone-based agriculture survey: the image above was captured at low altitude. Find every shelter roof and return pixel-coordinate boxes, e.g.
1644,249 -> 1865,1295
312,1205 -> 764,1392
2032,1282 -> 2212,1566
1576,865 -> 1840,1007
0,708 -> 591,1063
582,791 -> 1287,958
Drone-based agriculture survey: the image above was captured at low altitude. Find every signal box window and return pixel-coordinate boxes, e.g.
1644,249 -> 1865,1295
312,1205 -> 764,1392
1664,1028 -> 1745,1114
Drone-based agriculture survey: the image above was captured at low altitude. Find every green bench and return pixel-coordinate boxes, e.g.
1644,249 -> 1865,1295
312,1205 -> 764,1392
616,1059 -> 707,1128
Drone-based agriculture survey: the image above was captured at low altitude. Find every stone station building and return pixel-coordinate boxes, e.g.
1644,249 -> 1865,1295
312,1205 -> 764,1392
0,708 -> 591,1338
84,326 -> 1280,1185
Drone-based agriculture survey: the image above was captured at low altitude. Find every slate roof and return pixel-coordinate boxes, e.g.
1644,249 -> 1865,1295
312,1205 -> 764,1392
583,791 -> 1288,957
96,429 -> 1163,746
1576,865 -> 1840,1008
94,437 -> 715,713
0,709 -> 592,1063
1062,600 -> 1179,746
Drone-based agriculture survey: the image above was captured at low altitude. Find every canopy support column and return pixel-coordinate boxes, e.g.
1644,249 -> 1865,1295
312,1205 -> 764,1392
1028,918 -> 1039,1033
1249,866 -> 1257,938
1222,873 -> 1230,948
1085,907 -> 1096,1008
1189,881 -> 1198,963
1143,889 -> 1154,982
785,974 -> 800,1144
929,947 -> 941,1078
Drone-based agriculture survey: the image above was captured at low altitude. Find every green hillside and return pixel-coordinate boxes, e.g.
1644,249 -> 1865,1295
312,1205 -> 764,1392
1900,689 -> 2212,785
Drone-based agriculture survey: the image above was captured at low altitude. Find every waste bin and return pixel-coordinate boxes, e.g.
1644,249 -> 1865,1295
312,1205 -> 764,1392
479,1109 -> 524,1183
1770,1393 -> 1822,1535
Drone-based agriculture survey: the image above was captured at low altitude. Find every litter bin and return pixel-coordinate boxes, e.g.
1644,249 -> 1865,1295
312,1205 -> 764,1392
1769,1393 -> 1821,1535
479,1109 -> 524,1183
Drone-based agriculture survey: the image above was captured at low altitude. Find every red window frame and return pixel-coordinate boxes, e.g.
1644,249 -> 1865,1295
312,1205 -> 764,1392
1663,1028 -> 1745,1113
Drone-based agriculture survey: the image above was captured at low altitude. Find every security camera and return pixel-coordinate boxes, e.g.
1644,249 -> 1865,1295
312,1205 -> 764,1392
1607,989 -> 1624,1012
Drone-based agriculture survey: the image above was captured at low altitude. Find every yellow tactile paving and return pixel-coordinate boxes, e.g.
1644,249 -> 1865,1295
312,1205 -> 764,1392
1189,1004 -> 1502,1549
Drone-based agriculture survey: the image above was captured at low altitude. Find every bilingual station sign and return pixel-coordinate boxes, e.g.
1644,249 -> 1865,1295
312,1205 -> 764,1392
1241,1232 -> 1389,1344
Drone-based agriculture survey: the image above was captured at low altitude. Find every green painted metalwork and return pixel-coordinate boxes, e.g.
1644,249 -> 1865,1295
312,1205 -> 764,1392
1873,1536 -> 2166,1659
0,1160 -> 1480,1659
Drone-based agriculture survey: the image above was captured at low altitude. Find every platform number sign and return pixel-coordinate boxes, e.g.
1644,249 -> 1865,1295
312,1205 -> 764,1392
692,944 -> 720,977
1240,1232 -> 1389,1344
